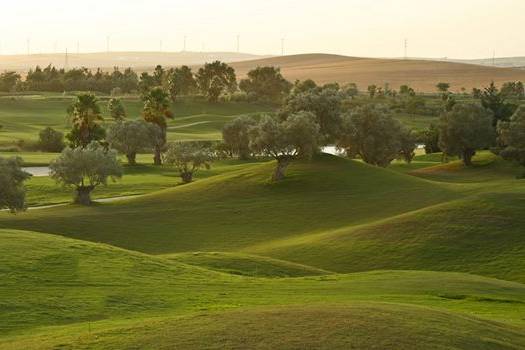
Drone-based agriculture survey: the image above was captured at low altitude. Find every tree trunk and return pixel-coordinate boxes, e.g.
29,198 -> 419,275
181,171 -> 193,183
153,145 -> 162,166
75,185 -> 95,205
462,149 -> 475,166
272,157 -> 292,181
126,152 -> 137,165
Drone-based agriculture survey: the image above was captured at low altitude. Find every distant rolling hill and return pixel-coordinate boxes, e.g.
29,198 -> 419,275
229,53 -> 525,92
0,51 -> 268,72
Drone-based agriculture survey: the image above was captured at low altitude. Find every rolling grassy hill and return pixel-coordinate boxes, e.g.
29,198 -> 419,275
230,53 -> 525,92
2,229 -> 525,349
1,153 -> 524,285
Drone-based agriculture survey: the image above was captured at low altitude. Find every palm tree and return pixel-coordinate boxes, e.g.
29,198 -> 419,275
66,94 -> 105,148
142,87 -> 173,165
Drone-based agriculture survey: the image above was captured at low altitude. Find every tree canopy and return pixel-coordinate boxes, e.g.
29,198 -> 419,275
164,142 -> 213,183
142,87 -> 173,165
281,86 -> 342,144
107,120 -> 161,165
196,61 -> 237,102
337,104 -> 402,167
108,98 -> 127,121
439,103 -> 495,166
249,112 -> 320,181
239,66 -> 292,103
0,156 -> 31,213
166,66 -> 196,101
497,106 -> 525,176
66,94 -> 105,148
222,116 -> 257,160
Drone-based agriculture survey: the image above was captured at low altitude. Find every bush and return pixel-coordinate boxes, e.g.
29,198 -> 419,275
38,127 -> 65,152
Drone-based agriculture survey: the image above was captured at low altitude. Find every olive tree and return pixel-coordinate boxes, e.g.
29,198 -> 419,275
50,142 -> 122,205
107,120 -> 161,165
222,116 -> 257,160
281,87 -> 342,144
497,106 -> 525,176
439,103 -> 495,166
249,112 -> 320,181
337,105 -> 402,167
0,156 -> 31,212
164,142 -> 213,183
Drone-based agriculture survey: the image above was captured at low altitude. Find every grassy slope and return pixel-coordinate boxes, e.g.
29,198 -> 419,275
2,153 -> 524,284
0,95 -> 270,143
165,252 -> 331,277
0,155 -> 459,254
23,159 -> 264,206
2,229 -> 525,349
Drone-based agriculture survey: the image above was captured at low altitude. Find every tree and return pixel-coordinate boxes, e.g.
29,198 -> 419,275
341,83 -> 358,99
66,94 -> 105,148
142,87 -> 173,165
107,120 -> 161,165
439,103 -> 495,166
281,87 -> 342,144
337,104 -> 402,167
164,142 -> 213,183
367,85 -> 377,98
292,79 -> 317,94
239,66 -> 292,103
0,156 -> 31,212
38,127 -> 65,152
166,66 -> 196,101
222,116 -> 257,160
0,71 -> 21,92
196,61 -> 237,102
480,82 -> 517,126
501,81 -> 525,99
249,112 -> 320,181
497,106 -> 525,177
107,98 -> 126,121
399,85 -> 416,96
50,142 -> 122,205
421,124 -> 441,154
398,127 -> 417,163
436,82 -> 450,94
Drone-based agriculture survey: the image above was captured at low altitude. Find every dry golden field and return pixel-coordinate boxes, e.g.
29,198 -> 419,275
230,53 -> 525,92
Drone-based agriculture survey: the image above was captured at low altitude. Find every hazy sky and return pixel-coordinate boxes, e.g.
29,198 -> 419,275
1,0 -> 524,58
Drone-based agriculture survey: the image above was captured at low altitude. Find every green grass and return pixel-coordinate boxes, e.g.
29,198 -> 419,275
0,155 -> 460,254
21,159 -> 265,207
2,92 -> 525,349
1,229 -> 525,349
0,94 -> 270,144
165,252 -> 331,277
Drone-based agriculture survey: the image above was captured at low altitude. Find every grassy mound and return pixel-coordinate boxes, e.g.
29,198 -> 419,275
4,304 -> 525,350
0,155 -> 459,254
166,251 -> 330,277
248,188 -> 525,283
2,229 -> 525,336
411,152 -> 523,183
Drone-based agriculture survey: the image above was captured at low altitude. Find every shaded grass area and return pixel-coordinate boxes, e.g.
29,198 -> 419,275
4,304 -> 525,350
0,155 -> 460,254
22,159 -> 265,207
1,229 -> 525,346
165,252 -> 331,277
